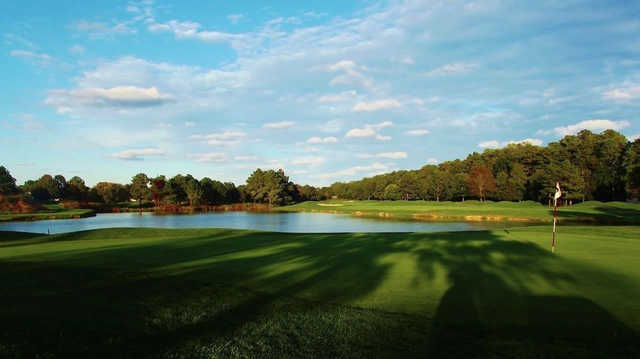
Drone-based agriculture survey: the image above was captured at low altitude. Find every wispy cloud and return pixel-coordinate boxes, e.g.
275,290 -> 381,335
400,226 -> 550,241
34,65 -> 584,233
603,82 -> 640,101
478,138 -> 543,149
316,90 -> 357,103
112,148 -> 165,160
312,162 -> 389,179
425,62 -> 477,76
263,121 -> 295,129
227,14 -> 244,24
71,20 -> 137,38
352,99 -> 401,112
375,152 -> 407,159
10,49 -> 52,65
188,152 -> 227,163
539,120 -> 631,137
191,131 -> 247,146
405,129 -> 430,136
306,136 -> 338,144
291,156 -> 325,166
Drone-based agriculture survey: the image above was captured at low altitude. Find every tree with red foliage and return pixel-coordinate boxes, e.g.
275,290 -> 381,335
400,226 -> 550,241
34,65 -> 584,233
468,166 -> 497,202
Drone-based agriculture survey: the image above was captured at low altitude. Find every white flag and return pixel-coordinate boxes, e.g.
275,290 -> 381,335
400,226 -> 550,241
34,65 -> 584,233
554,182 -> 562,201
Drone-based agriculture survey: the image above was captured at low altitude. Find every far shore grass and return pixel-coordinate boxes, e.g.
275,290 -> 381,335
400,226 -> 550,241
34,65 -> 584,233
277,199 -> 640,225
1,226 -> 639,357
0,203 -> 94,222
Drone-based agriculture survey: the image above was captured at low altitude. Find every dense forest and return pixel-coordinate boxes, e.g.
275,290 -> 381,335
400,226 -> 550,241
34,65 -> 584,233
328,129 -> 640,203
0,129 -> 639,212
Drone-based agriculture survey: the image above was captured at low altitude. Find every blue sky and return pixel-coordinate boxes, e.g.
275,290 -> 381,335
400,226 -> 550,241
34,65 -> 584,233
1,0 -> 639,186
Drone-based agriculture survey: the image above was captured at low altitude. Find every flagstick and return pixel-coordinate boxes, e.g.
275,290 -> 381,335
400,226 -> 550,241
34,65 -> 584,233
552,199 -> 557,253
551,182 -> 561,254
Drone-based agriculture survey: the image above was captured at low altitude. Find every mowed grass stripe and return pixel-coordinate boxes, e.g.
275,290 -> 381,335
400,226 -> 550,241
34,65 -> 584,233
1,226 -> 639,357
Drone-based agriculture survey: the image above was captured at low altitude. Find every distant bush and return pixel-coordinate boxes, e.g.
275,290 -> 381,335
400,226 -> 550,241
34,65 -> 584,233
0,194 -> 41,213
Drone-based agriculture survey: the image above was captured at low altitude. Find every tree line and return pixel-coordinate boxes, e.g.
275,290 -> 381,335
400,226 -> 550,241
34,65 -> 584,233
0,167 -> 322,209
1,129 -> 639,210
326,130 -> 640,203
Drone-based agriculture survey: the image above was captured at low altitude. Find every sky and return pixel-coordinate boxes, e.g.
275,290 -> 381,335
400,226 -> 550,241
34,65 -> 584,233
1,0 -> 639,187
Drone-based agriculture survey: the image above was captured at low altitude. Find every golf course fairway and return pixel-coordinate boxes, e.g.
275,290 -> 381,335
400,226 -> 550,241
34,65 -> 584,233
1,226 -> 639,358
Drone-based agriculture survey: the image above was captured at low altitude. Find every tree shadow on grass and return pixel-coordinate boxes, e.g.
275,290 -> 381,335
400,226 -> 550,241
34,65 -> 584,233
555,205 -> 640,225
0,228 -> 638,358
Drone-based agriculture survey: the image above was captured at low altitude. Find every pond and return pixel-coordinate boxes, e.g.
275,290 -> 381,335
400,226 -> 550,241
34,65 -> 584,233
0,211 -> 499,234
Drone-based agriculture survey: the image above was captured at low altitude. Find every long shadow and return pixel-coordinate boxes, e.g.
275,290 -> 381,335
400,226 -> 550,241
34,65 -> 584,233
0,228 -> 638,358
415,231 -> 638,358
555,205 -> 640,225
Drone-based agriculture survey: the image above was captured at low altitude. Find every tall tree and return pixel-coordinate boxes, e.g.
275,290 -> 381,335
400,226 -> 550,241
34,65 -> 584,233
54,175 -> 67,199
383,183 -> 402,200
150,176 -> 167,207
184,178 -> 203,207
624,138 -> 640,200
130,173 -> 150,209
93,182 -> 129,204
0,166 -> 18,196
468,166 -> 497,202
67,176 -> 89,201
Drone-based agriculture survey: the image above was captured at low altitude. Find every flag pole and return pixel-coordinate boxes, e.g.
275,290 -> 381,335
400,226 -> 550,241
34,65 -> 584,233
552,182 -> 561,253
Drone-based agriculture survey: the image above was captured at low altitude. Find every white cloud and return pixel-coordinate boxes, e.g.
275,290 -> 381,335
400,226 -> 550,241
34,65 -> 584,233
148,20 -> 242,44
112,148 -> 165,160
10,50 -> 52,65
552,120 -> 630,136
603,82 -> 640,101
316,90 -> 357,103
234,155 -> 259,161
312,162 -> 389,179
479,138 -> 543,149
355,153 -> 374,159
45,86 -> 173,110
291,156 -> 326,166
191,131 -> 247,146
306,136 -> 338,144
405,129 -> 430,136
346,121 -> 393,140
327,60 -> 373,89
227,14 -> 244,24
346,127 -> 376,138
184,121 -> 195,127
352,99 -> 402,112
71,20 -> 137,38
425,158 -> 439,164
630,134 -> 639,141
401,56 -> 414,64
478,140 -> 500,149
44,56 -> 250,115
321,119 -> 343,133
376,152 -> 407,159
69,45 -> 85,55
188,152 -> 227,163
425,62 -> 477,76
263,121 -> 295,129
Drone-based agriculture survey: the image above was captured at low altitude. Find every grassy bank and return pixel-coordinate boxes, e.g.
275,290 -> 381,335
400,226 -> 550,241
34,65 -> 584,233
0,203 -> 94,222
277,200 -> 640,224
1,226 -> 639,357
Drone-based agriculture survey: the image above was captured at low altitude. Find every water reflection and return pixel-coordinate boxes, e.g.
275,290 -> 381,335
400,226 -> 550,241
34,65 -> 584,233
0,211 -> 498,234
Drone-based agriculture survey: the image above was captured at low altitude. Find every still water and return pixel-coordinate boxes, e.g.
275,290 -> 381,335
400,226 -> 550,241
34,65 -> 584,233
0,211 -> 497,234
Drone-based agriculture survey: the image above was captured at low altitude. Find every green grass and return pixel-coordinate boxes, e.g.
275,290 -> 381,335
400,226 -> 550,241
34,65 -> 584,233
1,226 -> 639,358
277,199 -> 640,224
0,203 -> 94,222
